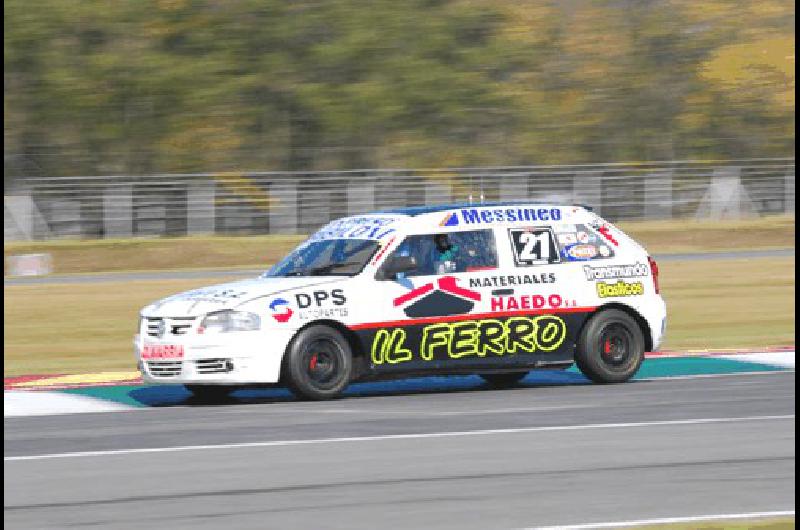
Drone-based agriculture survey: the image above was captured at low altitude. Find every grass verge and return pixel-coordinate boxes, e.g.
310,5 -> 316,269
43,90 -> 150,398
3,256 -> 794,376
4,216 -> 794,275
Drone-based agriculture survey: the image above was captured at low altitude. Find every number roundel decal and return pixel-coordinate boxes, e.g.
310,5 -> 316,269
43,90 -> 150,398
509,228 -> 559,266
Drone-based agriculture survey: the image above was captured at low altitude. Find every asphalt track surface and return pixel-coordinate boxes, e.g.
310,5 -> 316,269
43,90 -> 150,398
4,248 -> 794,285
4,371 -> 795,529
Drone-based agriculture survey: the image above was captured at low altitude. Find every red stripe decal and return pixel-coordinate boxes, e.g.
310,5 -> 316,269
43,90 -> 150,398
393,282 -> 434,307
350,306 -> 597,330
372,236 -> 396,265
437,276 -> 482,301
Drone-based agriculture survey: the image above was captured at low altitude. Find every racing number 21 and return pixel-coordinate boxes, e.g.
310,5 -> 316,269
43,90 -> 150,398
510,228 -> 559,266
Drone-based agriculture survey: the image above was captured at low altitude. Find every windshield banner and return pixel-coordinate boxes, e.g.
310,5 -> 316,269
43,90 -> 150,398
308,216 -> 398,241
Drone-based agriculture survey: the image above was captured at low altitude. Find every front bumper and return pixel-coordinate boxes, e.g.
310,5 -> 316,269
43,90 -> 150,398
134,328 -> 296,385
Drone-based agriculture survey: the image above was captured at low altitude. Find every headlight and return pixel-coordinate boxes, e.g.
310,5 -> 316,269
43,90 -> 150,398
199,310 -> 261,333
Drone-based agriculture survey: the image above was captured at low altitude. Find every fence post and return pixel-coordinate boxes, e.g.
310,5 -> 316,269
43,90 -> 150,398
348,177 -> 374,216
269,179 -> 298,234
103,184 -> 133,238
573,171 -> 602,214
644,171 -> 673,219
187,180 -> 216,235
499,176 -> 528,201
424,181 -> 451,205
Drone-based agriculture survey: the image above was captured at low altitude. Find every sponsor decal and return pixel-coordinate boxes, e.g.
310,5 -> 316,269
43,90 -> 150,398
393,276 -> 481,318
295,289 -> 347,309
469,272 -> 556,288
299,307 -> 348,320
371,315 -> 568,365
309,216 -> 397,242
490,294 -> 576,311
371,236 -> 396,264
269,289 -> 347,323
561,243 -> 598,261
558,233 -> 578,245
141,344 -> 184,359
596,280 -> 644,298
295,289 -> 348,320
269,298 -> 293,323
594,223 -> 619,246
440,212 -> 459,227
509,227 -> 560,265
167,287 -> 247,304
460,207 -> 562,225
583,262 -> 650,280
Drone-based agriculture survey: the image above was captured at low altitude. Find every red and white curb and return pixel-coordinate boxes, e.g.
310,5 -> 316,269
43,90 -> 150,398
3,348 -> 794,417
648,347 -> 795,369
4,391 -> 137,417
5,348 -> 794,392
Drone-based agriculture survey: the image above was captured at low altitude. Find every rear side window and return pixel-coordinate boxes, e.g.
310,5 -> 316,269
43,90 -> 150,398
553,223 -> 616,261
385,229 -> 498,277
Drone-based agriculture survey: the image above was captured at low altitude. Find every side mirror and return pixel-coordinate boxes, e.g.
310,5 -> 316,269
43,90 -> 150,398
382,255 -> 417,279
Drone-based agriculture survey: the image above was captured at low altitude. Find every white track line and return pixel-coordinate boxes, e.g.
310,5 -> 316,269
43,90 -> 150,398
5,414 -> 793,462
528,510 -> 795,529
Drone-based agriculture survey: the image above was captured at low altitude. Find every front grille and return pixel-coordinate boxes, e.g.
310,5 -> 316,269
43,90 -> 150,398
146,361 -> 182,377
196,358 -> 232,374
144,317 -> 196,337
145,318 -> 163,337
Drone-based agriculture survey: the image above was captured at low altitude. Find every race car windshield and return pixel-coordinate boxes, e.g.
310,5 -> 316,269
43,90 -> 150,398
264,239 -> 379,277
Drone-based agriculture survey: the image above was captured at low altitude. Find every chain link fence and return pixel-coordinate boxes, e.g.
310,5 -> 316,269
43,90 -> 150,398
4,158 -> 795,241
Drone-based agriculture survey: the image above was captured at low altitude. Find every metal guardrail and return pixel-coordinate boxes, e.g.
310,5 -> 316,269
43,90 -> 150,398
4,158 -> 795,240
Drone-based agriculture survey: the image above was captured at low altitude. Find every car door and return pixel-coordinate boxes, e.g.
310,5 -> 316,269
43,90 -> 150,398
361,228 -> 507,373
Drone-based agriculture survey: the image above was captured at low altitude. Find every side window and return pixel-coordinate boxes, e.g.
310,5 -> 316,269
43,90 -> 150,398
553,223 -> 616,261
508,227 -> 560,266
382,229 -> 498,277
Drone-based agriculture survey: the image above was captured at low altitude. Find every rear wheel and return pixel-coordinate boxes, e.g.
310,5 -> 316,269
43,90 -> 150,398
479,371 -> 529,387
283,325 -> 353,400
184,384 -> 236,400
575,309 -> 645,383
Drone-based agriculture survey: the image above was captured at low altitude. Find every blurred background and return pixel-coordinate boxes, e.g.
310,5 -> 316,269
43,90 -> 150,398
2,4 -> 796,528
3,0 -> 795,375
4,0 -> 795,239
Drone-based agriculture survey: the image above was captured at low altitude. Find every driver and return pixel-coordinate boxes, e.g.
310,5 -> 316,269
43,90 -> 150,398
433,234 -> 460,273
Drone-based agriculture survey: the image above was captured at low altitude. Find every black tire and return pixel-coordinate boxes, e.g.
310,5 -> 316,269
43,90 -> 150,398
479,371 -> 529,387
184,384 -> 236,400
575,309 -> 645,384
283,325 -> 353,400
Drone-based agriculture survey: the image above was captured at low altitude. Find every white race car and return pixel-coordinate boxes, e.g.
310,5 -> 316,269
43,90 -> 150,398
135,202 -> 666,400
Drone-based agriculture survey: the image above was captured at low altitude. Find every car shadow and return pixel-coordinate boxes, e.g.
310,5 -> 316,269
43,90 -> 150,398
126,370 -> 591,408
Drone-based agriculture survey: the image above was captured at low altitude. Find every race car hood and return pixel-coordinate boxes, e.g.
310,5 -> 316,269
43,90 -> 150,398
141,276 -> 345,318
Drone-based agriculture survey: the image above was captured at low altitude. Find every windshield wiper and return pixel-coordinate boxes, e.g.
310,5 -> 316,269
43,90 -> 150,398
304,261 -> 362,276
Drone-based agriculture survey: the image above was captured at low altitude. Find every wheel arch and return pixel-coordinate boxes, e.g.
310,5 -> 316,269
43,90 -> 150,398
584,303 -> 653,353
283,319 -> 367,373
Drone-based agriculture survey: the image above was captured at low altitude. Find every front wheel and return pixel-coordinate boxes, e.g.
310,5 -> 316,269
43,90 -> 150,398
575,309 -> 645,384
283,325 -> 353,400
